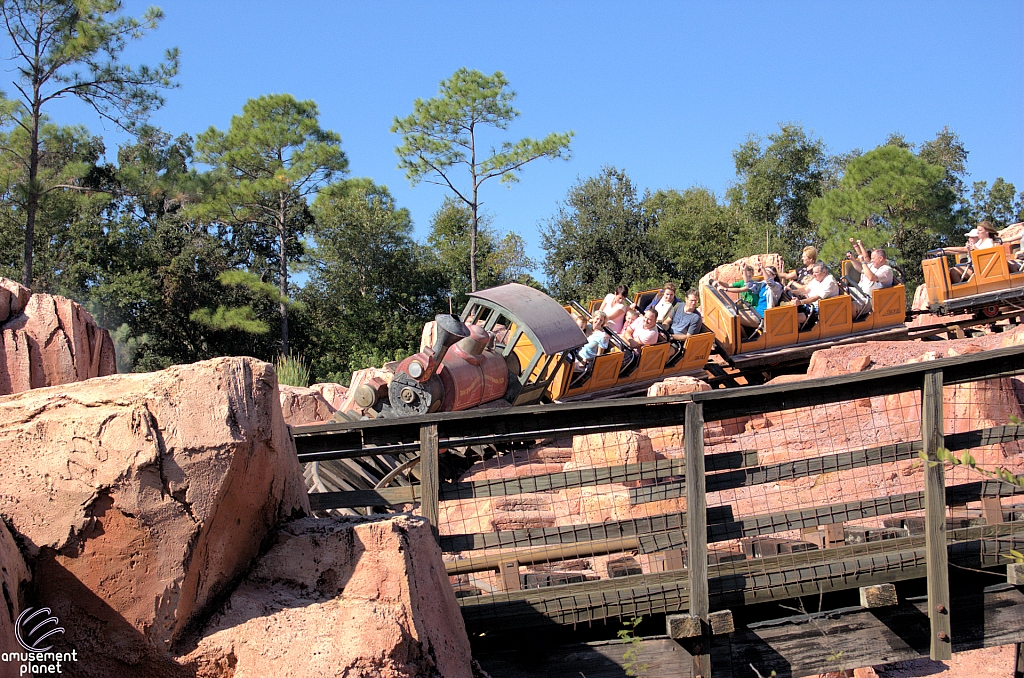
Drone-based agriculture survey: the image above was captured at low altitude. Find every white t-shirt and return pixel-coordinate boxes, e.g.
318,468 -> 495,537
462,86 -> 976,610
859,262 -> 893,294
654,299 -> 675,323
807,274 -> 839,302
973,237 -> 995,251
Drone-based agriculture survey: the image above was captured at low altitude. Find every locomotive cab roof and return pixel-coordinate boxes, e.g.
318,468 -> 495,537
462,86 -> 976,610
464,283 -> 586,354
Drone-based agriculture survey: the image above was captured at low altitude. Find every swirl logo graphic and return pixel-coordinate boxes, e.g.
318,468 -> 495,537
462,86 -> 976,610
15,607 -> 65,652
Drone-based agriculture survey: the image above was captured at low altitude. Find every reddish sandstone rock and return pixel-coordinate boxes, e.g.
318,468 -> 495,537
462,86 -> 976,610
309,381 -> 347,410
179,515 -> 473,678
278,384 -> 336,425
0,520 -> 29,661
337,366 -> 394,418
0,282 -> 115,395
567,430 -> 655,469
0,357 -> 309,677
646,375 -> 711,397
0,277 -> 30,323
701,253 -> 787,288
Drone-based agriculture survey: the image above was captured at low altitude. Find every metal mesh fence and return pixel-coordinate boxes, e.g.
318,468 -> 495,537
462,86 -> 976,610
432,367 -> 1024,632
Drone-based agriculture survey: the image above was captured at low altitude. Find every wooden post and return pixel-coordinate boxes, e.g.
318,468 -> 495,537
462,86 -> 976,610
1015,641 -> 1024,678
685,401 -> 710,677
420,423 -> 440,543
923,370 -> 952,660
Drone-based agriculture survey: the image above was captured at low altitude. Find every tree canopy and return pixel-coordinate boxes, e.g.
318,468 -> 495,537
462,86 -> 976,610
392,67 -> 572,291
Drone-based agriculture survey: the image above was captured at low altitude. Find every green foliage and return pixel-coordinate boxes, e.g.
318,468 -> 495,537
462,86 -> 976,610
726,123 -> 839,267
195,93 -> 348,352
274,352 -> 310,388
810,145 -> 957,291
295,178 -> 445,383
646,186 -> 737,291
426,197 -> 536,309
0,0 -> 178,285
616,616 -> 649,677
393,67 -> 572,291
542,166 -> 668,302
970,178 -> 1024,228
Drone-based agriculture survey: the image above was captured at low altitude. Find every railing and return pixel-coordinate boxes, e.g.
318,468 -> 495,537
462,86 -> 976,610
293,344 -> 1024,672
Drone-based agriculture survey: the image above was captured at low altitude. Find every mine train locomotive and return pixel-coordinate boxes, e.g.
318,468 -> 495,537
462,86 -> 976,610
350,283 -> 592,417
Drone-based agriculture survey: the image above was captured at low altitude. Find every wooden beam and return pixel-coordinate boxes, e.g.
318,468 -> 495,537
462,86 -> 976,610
923,370 -> 952,660
420,423 -> 440,542
471,585 -> 1024,678
685,402 -> 710,677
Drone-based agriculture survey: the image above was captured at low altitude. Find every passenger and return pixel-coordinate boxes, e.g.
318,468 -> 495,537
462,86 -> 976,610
794,263 -> 839,326
847,244 -> 894,314
781,246 -> 818,286
599,285 -> 631,333
711,266 -> 781,330
576,311 -> 610,364
668,290 -> 703,340
645,282 -> 678,323
628,308 -> 662,348
619,308 -> 642,346
948,221 -> 998,283
722,266 -> 758,308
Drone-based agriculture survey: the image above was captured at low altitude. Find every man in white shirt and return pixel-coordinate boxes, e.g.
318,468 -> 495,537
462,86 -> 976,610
795,263 -> 838,327
848,247 -> 894,313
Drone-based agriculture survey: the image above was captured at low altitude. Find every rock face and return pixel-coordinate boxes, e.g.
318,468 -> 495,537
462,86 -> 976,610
180,515 -> 473,678
0,278 -> 116,396
309,382 -> 347,411
279,384 -> 336,425
0,519 -> 29,662
700,253 -> 787,287
0,357 -> 309,676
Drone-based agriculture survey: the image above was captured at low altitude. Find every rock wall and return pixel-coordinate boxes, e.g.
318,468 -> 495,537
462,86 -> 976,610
0,357 -> 310,676
180,515 -> 473,678
0,277 -> 116,396
279,384 -> 337,425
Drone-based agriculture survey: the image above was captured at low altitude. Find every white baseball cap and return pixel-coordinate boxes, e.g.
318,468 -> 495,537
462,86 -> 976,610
966,229 -> 980,238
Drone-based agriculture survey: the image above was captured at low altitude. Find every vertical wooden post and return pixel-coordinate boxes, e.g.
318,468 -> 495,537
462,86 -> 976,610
923,370 -> 952,660
685,401 -> 710,677
420,423 -> 440,543
1014,641 -> 1024,678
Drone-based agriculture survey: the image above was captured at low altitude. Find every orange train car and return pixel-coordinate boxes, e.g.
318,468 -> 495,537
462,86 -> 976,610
922,243 -> 1024,317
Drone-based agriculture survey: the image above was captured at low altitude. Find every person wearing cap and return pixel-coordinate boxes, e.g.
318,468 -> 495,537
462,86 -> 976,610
948,221 -> 998,283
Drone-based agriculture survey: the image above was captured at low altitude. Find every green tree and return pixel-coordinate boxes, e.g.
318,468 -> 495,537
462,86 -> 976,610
969,178 -> 1023,228
296,179 -> 445,382
392,67 -> 573,291
541,166 -> 667,302
0,115 -> 109,292
810,145 -> 957,292
0,0 -> 178,287
646,186 -> 737,291
727,123 -> 839,266
195,93 -> 348,354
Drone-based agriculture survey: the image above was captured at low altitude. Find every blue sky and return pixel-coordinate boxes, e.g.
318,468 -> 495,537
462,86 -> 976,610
28,1 -> 1024,273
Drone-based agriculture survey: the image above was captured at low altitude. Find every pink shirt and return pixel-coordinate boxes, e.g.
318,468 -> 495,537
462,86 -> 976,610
630,317 -> 659,346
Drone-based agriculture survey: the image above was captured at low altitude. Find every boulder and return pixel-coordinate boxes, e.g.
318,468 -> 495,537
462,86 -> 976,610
646,375 -> 712,397
338,367 -> 394,418
567,430 -> 655,469
0,520 -> 29,662
309,382 -> 347,411
700,253 -> 787,288
0,357 -> 309,676
0,283 -> 116,396
0,277 -> 30,323
278,384 -> 336,425
178,515 -> 473,678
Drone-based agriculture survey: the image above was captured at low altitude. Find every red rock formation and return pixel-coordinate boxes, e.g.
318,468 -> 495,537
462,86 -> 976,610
278,384 -> 336,425
0,520 -> 29,661
700,253 -> 787,287
0,357 -> 309,677
179,515 -> 473,678
309,381 -> 347,410
0,277 -> 116,395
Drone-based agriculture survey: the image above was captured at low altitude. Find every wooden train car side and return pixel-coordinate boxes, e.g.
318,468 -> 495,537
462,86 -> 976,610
700,272 -> 906,359
922,244 -> 1024,316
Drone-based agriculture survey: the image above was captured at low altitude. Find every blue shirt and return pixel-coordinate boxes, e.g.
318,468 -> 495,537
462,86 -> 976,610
669,306 -> 703,336
578,329 -> 610,360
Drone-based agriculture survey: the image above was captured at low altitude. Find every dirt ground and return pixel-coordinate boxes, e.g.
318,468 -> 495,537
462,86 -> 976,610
869,644 -> 1016,677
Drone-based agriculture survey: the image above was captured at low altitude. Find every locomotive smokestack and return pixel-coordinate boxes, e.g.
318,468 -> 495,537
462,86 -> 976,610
423,314 -> 470,378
